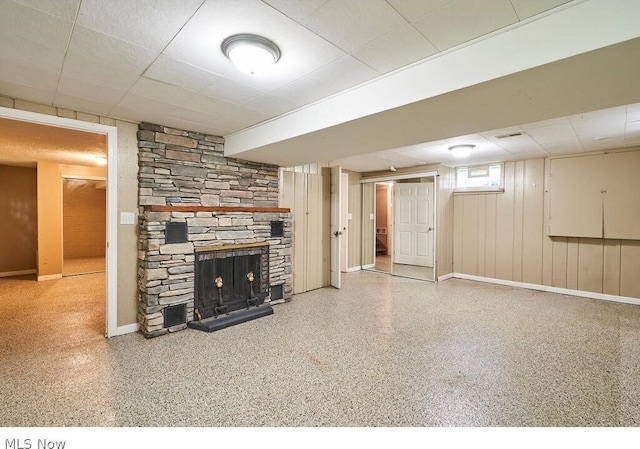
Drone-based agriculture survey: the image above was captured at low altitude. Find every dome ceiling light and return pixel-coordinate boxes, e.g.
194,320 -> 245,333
448,144 -> 476,158
221,34 -> 281,75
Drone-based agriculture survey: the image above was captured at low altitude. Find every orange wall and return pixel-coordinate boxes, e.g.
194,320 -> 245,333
63,179 -> 106,258
0,165 -> 37,274
37,162 -> 63,277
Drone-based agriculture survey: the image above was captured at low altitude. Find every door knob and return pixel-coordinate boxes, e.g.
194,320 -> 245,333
333,230 -> 343,237
427,227 -> 433,232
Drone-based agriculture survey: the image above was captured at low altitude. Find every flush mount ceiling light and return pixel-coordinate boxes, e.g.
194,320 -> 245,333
221,34 -> 281,75
448,144 -> 476,158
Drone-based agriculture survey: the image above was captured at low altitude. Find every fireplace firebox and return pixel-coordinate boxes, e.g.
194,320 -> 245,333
188,243 -> 273,332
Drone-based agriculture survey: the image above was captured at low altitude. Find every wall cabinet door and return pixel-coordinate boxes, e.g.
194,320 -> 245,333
604,151 -> 640,239
548,154 -> 603,238
548,150 -> 640,240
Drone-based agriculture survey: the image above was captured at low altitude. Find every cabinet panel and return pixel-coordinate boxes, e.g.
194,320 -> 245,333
604,151 -> 640,239
548,154 -> 603,238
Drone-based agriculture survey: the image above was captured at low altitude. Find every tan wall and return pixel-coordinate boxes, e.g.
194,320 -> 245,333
453,158 -> 640,299
63,180 -> 106,259
2,96 -> 139,328
0,165 -> 37,273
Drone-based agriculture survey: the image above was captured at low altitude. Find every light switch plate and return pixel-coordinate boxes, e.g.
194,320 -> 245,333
120,212 -> 135,225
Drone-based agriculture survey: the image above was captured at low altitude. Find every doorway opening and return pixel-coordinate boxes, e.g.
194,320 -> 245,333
0,106 -> 119,337
363,173 -> 436,282
62,178 -> 107,277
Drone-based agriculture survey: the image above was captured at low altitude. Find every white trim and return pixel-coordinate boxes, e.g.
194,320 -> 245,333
362,263 -> 375,270
0,269 -> 37,278
0,106 -> 122,338
345,266 -> 361,273
437,273 -> 454,282
37,274 -> 63,281
109,323 -> 139,337
452,273 -> 640,307
360,170 -> 439,184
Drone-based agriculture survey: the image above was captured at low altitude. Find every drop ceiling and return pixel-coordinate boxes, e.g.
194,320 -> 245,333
0,0 -> 639,171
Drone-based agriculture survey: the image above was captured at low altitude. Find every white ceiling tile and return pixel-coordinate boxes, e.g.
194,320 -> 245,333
61,54 -> 140,90
510,0 -> 572,21
305,55 -> 379,93
352,23 -> 439,74
144,55 -> 218,93
386,0 -> 453,21
568,105 -> 626,122
10,0 -> 81,21
163,0 -> 345,92
77,0 -> 204,51
624,120 -> 640,145
0,79 -> 55,105
581,137 -> 626,152
527,123 -> 578,145
112,93 -> 178,118
0,62 -> 59,91
262,0 -> 329,21
56,76 -> 128,107
0,0 -> 73,50
67,26 -> 158,74
54,92 -> 117,116
412,0 -> 519,51
572,115 -> 626,141
129,78 -> 235,115
200,77 -> 266,106
540,140 -> 583,154
273,76 -> 341,108
0,34 -> 65,73
297,0 -> 408,52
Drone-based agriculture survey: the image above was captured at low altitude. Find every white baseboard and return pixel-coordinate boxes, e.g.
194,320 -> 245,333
0,269 -> 36,278
437,273 -> 454,282
344,266 -> 361,273
108,323 -> 139,338
452,273 -> 640,306
37,273 -> 63,281
362,264 -> 375,270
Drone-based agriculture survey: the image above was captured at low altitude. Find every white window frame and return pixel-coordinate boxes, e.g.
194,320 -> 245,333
454,163 -> 504,193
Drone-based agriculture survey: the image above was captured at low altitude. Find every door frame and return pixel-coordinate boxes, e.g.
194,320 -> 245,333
361,170 -> 438,281
0,106 -> 121,337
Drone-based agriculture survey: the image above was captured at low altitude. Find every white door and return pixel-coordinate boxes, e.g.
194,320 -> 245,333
330,166 -> 342,288
394,182 -> 434,267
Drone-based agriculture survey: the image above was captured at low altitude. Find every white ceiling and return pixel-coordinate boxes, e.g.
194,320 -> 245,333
1,0 -> 639,171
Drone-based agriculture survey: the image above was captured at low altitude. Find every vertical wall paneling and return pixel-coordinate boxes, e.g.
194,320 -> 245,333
484,194 -> 497,279
495,161 -> 515,280
292,172 -> 307,294
577,238 -> 604,294
566,238 -> 579,290
522,159 -> 545,285
436,166 -> 455,277
512,161 -> 525,282
604,151 -> 640,239
603,240 -> 621,296
620,241 -> 640,298
461,195 -> 479,275
551,238 -> 568,288
362,183 -> 375,267
476,195 -> 486,276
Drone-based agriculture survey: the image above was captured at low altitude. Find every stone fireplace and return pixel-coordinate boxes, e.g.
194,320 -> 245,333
136,123 -> 292,337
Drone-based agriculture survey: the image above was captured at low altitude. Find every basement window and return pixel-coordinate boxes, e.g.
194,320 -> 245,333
455,163 -> 504,193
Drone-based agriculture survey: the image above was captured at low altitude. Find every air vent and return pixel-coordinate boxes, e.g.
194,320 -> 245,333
495,132 -> 525,139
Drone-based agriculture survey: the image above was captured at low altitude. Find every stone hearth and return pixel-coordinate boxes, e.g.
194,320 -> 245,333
136,123 -> 292,337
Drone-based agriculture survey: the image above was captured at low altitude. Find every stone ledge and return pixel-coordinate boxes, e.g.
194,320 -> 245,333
144,205 -> 290,213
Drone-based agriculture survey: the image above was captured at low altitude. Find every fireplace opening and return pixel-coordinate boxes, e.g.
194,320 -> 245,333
189,244 -> 273,332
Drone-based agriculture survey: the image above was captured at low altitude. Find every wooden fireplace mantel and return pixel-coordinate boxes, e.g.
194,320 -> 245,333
144,205 -> 290,213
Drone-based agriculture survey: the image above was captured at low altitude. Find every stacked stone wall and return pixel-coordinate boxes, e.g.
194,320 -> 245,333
137,123 -> 292,337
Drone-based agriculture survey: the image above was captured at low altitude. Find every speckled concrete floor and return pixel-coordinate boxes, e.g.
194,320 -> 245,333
2,270 -> 640,427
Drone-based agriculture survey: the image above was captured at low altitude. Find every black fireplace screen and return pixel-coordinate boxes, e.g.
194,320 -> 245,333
194,245 -> 269,319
